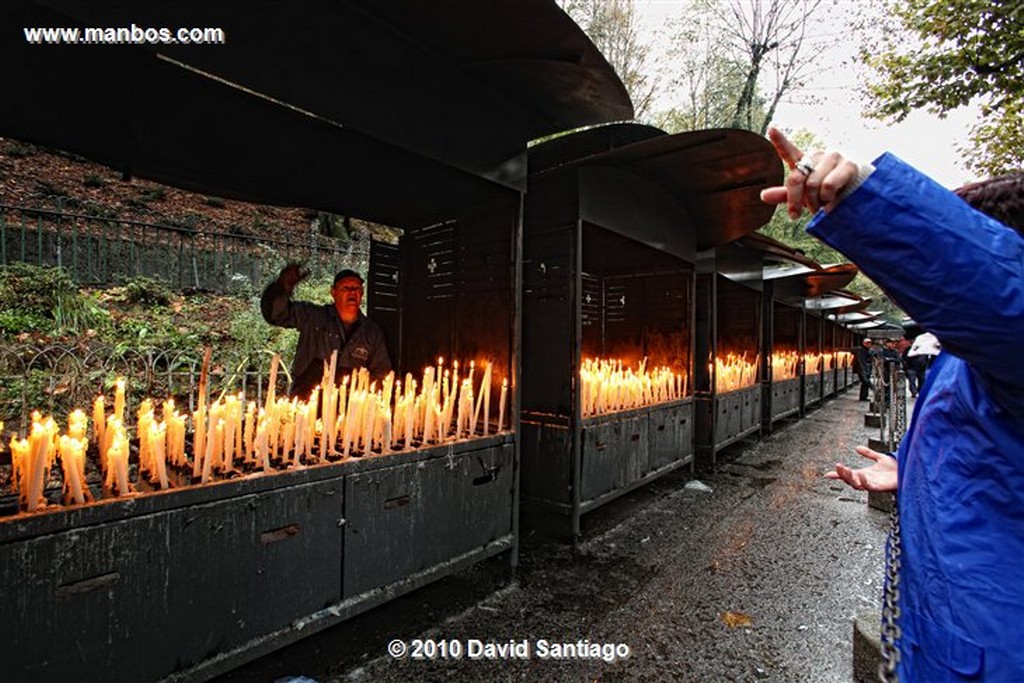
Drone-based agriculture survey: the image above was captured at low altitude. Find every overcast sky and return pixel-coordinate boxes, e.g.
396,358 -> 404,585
634,0 -> 980,188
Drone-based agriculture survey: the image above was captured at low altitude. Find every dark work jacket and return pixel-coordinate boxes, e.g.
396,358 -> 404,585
853,345 -> 874,380
260,280 -> 391,398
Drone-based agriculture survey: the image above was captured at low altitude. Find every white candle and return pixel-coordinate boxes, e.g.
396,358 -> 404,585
113,377 -> 126,424
497,379 -> 508,434
152,422 -> 169,490
482,363 -> 491,437
58,435 -> 86,504
92,396 -> 106,447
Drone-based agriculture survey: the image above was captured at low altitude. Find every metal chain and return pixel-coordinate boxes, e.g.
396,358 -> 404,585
872,357 -> 908,451
878,494 -> 902,682
871,357 -> 889,446
885,363 -> 908,448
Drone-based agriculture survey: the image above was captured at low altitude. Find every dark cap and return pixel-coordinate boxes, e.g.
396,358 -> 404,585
333,269 -> 364,285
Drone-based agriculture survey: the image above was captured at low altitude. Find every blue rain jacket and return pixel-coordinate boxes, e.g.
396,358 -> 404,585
807,154 -> 1024,681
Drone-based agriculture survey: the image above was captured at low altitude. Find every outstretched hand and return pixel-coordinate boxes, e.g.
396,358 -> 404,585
760,127 -> 861,219
825,446 -> 898,492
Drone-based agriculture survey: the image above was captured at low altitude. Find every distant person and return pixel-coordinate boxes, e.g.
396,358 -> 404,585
261,265 -> 391,399
902,340 -> 928,398
895,334 -> 911,357
879,338 -> 900,400
853,337 -> 875,401
908,331 -> 941,369
761,127 -> 1024,682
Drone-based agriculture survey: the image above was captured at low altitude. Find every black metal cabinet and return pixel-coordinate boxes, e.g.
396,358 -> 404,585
648,402 -> 693,472
771,377 -> 801,421
343,442 -> 514,597
804,372 -> 823,409
0,478 -> 343,683
580,413 -> 650,503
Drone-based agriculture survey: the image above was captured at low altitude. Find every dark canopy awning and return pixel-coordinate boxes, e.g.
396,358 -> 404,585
1,0 -> 632,227
831,310 -> 880,324
530,126 -> 782,252
739,233 -> 820,280
770,264 -> 860,302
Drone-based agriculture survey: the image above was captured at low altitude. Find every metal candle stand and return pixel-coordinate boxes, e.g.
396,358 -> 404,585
519,132 -> 697,540
803,310 -> 825,412
765,294 -> 803,427
694,243 -> 765,469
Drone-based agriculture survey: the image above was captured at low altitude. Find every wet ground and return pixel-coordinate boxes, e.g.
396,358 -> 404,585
215,392 -> 888,683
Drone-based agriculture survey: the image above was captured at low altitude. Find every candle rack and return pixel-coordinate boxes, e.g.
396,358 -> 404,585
694,240 -> 765,469
0,0 -> 643,678
520,125 -> 779,539
766,296 -> 803,427
803,310 -> 825,410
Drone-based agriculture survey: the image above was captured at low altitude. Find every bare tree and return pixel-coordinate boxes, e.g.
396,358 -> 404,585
659,0 -> 825,134
561,0 -> 657,119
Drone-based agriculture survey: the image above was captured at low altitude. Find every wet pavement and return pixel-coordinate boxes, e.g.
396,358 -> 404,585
215,391 -> 888,683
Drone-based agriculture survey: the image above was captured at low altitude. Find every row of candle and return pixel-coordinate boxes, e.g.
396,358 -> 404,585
733,352 -> 860,385
771,351 -> 801,381
2,353 -> 512,512
580,358 -> 687,418
713,352 -> 760,392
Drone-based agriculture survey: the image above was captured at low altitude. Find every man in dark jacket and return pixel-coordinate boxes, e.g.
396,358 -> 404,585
853,337 -> 875,401
261,265 -> 391,399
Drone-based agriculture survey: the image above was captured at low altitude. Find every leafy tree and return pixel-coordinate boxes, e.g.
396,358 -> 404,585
858,0 -> 1024,176
560,0 -> 658,119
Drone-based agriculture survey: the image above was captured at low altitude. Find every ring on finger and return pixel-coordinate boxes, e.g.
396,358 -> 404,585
795,157 -> 816,176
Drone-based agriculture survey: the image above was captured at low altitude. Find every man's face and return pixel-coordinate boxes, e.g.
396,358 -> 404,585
332,276 -> 363,322
862,339 -> 872,348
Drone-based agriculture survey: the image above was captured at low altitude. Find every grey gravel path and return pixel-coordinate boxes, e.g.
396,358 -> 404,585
217,391 -> 889,683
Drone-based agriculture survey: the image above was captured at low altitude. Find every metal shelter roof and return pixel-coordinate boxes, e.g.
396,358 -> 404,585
1,0 -> 633,228
529,125 -> 783,253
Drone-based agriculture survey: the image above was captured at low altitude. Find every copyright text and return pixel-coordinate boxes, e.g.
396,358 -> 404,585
387,638 -> 631,663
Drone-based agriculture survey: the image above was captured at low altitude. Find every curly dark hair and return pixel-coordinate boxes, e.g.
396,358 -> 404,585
954,170 -> 1024,234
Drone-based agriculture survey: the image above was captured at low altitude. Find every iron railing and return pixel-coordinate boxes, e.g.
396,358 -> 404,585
0,195 -> 368,293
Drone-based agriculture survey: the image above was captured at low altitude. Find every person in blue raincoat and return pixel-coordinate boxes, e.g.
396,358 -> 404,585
761,127 -> 1024,682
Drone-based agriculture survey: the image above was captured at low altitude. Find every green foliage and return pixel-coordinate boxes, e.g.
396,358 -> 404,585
0,309 -> 50,335
4,141 -> 37,158
223,277 -> 336,371
53,289 -> 109,335
859,0 -> 1024,175
227,304 -> 298,369
83,173 -> 106,188
0,263 -> 108,336
84,203 -> 120,220
119,276 -> 173,307
34,179 -> 67,197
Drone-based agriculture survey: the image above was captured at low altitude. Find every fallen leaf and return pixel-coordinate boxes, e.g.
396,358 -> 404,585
721,611 -> 753,628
